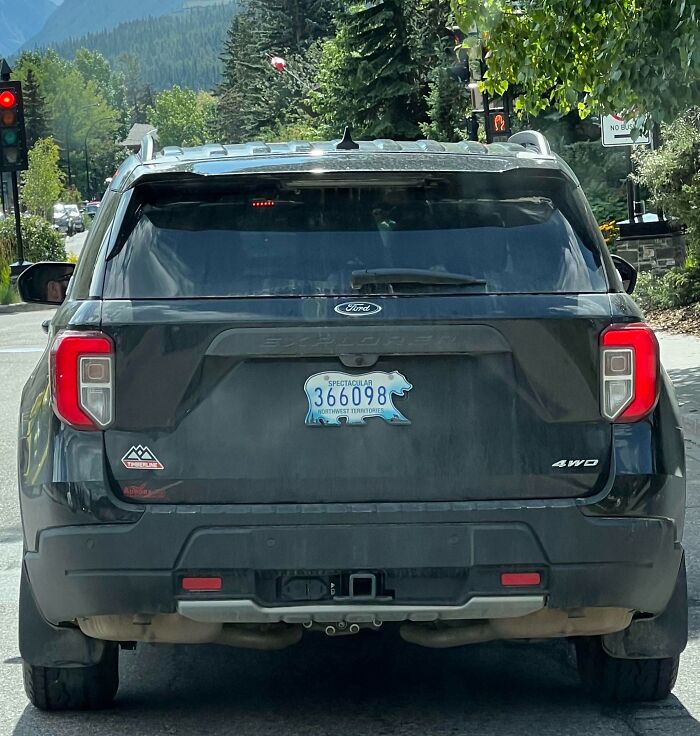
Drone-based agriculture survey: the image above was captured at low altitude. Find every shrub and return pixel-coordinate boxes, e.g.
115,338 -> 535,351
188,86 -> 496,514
0,214 -> 66,263
634,264 -> 700,312
0,263 -> 18,305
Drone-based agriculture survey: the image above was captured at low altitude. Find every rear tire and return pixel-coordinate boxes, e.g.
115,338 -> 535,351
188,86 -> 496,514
23,644 -> 119,711
576,636 -> 679,702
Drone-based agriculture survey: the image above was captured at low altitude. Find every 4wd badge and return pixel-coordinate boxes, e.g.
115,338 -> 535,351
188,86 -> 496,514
122,445 -> 164,470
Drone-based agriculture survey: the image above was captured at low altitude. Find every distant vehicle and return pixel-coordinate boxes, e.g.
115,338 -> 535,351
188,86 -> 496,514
51,203 -> 69,234
64,204 -> 85,235
85,201 -> 100,219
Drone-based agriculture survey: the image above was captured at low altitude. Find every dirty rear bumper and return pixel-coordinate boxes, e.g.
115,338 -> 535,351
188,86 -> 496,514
24,503 -> 684,626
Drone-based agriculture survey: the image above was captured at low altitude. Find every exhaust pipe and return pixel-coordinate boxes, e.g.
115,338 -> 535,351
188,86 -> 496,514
400,607 -> 632,648
78,614 -> 303,650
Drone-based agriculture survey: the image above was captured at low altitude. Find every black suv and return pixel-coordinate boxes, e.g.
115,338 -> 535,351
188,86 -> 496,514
17,130 -> 686,711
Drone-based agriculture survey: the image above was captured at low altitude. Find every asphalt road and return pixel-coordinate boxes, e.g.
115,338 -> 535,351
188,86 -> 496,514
1,310 -> 700,735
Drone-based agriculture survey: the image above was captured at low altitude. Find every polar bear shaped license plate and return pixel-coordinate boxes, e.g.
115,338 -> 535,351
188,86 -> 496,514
304,371 -> 413,426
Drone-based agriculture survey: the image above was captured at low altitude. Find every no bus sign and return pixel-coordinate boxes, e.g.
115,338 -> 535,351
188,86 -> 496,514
601,114 -> 651,147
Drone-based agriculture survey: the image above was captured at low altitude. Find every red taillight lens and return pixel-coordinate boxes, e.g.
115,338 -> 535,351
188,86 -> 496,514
50,331 -> 114,430
500,572 -> 541,587
182,577 -> 223,592
600,323 -> 658,422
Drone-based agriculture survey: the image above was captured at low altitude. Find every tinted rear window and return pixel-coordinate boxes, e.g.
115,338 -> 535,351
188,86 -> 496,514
103,171 -> 607,298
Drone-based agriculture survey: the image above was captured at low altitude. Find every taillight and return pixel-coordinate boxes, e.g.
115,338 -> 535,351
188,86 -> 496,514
50,331 -> 114,430
600,323 -> 658,422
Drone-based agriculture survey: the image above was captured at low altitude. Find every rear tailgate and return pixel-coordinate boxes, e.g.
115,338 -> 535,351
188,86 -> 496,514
101,296 -> 613,504
99,169 -> 614,504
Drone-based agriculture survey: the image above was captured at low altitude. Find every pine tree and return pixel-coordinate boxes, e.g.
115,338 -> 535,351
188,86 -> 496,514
315,0 -> 421,140
23,68 -> 50,148
217,0 -> 336,142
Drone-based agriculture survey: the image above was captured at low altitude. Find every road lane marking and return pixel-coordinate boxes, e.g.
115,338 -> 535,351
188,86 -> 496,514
0,347 -> 44,354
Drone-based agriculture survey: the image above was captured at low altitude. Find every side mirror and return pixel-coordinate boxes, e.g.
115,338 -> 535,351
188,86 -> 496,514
17,262 -> 76,305
611,255 -> 637,295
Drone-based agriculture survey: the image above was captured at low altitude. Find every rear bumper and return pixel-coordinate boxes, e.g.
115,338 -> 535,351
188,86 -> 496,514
25,504 -> 683,625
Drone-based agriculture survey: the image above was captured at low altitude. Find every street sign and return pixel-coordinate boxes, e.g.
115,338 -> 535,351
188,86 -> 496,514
601,114 -> 651,147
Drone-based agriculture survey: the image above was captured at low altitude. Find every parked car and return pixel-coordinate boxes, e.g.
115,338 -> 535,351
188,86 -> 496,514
63,203 -> 85,235
85,201 -> 100,220
51,203 -> 69,234
17,131 -> 686,711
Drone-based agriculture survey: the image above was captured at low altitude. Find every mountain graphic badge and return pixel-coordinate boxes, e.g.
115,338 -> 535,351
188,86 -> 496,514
121,445 -> 164,471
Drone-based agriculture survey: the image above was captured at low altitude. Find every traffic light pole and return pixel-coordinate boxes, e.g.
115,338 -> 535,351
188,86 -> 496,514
10,170 -> 25,275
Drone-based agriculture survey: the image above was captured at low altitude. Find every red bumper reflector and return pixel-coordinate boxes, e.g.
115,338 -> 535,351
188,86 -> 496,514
500,572 -> 541,587
182,577 -> 223,592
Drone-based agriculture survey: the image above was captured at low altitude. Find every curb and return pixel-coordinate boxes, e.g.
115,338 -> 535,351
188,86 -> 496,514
0,303 -> 57,316
682,414 -> 700,445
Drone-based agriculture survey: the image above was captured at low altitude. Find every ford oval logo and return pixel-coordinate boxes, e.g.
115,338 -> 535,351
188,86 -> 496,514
334,301 -> 383,316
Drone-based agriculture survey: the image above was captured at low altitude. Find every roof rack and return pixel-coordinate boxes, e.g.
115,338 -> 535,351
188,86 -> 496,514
139,130 -> 159,162
507,131 -> 552,156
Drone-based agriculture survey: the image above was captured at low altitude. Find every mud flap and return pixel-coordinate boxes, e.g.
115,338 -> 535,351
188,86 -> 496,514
19,564 -> 112,668
602,554 -> 687,660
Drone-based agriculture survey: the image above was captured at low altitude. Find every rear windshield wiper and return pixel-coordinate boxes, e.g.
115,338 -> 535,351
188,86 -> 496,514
351,268 -> 487,289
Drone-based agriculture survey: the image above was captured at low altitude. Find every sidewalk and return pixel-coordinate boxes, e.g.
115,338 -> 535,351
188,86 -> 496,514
658,331 -> 700,443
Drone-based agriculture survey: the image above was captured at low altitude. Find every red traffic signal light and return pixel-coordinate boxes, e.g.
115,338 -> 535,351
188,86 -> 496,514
0,90 -> 16,108
0,81 -> 27,172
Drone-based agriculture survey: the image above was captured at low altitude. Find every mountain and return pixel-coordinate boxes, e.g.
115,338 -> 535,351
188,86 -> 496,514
0,0 -> 61,57
51,3 -> 241,91
23,0 -> 191,50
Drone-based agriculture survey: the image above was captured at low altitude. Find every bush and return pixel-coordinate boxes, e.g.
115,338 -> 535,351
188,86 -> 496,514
0,263 -> 18,305
0,214 -> 66,264
634,264 -> 700,312
636,109 -> 700,259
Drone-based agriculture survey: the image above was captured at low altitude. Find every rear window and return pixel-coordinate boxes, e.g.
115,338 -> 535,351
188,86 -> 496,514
103,171 -> 607,298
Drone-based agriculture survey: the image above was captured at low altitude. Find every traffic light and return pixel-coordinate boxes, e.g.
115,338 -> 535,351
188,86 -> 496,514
488,110 -> 511,141
0,81 -> 28,172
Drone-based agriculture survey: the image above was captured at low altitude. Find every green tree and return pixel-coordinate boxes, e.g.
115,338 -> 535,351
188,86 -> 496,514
147,86 -> 214,148
218,0 -> 336,142
419,67 -> 469,141
452,0 -> 700,123
636,109 -> 700,258
23,68 -> 50,148
313,1 -> 421,139
13,50 -> 120,197
21,138 -> 64,220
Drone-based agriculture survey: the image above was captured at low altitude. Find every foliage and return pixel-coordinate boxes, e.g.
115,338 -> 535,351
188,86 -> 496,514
599,220 -> 620,249
218,1 -> 335,142
420,67 -> 470,141
312,1 -> 421,139
13,50 -> 121,198
634,265 -> 700,312
0,214 -> 67,263
452,0 -> 700,123
21,138 -> 64,220
147,87 -> 217,148
635,109 -> 700,258
0,264 -> 18,306
51,4 -> 241,92
23,67 -> 50,148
